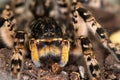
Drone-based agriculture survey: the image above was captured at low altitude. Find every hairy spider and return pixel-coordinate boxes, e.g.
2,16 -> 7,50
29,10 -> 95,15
0,0 -> 120,80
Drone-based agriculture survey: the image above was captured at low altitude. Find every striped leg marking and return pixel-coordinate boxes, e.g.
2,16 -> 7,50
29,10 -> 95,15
11,50 -> 23,79
29,39 -> 40,67
80,36 -> 101,80
11,30 -> 26,79
76,6 -> 120,62
60,40 -> 70,67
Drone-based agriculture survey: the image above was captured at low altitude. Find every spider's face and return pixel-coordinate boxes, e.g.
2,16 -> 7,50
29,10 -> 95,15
29,17 -> 69,65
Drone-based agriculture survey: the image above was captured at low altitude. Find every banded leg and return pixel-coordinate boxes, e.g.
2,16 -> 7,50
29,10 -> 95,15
80,36 -> 101,80
0,5 -> 16,48
60,40 -> 70,67
29,39 -> 40,67
75,4 -> 120,62
11,50 -> 23,80
11,30 -> 26,79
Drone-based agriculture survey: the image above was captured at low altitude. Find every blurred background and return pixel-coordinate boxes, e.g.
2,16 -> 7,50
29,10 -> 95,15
84,0 -> 120,44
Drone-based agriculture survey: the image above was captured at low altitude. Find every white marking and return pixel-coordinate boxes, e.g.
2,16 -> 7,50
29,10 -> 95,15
84,12 -> 90,16
78,66 -> 85,79
19,39 -> 24,42
83,44 -> 89,48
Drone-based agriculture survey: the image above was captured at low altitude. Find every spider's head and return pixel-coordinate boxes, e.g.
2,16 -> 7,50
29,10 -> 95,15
30,17 -> 63,39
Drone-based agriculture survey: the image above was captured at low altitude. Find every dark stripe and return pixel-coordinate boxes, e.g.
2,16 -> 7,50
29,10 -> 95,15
72,18 -> 78,23
80,37 -> 91,51
15,32 -> 25,39
89,63 -> 94,74
11,59 -> 22,67
14,42 -> 17,46
9,16 -> 15,21
96,28 -> 105,38
94,64 -> 100,71
17,68 -> 21,72
11,67 -> 13,71
10,24 -> 14,31
11,67 -> 21,72
92,73 -> 97,77
116,54 -> 120,59
72,2 -> 77,6
58,3 -> 67,8
87,56 -> 91,61
77,8 -> 91,21
0,17 -> 6,27
19,51 -> 22,55
15,2 -> 24,8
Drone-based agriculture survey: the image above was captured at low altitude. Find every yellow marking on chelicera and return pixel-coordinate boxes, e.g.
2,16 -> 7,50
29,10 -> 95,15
29,40 -> 39,62
61,41 -> 70,65
39,45 -> 61,56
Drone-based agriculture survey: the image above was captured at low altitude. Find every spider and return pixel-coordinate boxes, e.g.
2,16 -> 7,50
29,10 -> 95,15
0,0 -> 120,80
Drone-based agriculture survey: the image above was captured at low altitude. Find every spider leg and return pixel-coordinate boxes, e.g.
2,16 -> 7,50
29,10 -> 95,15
60,40 -> 70,67
11,31 -> 26,79
79,35 -> 102,80
11,50 -> 23,80
0,5 -> 16,48
29,38 -> 40,67
76,3 -> 120,62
